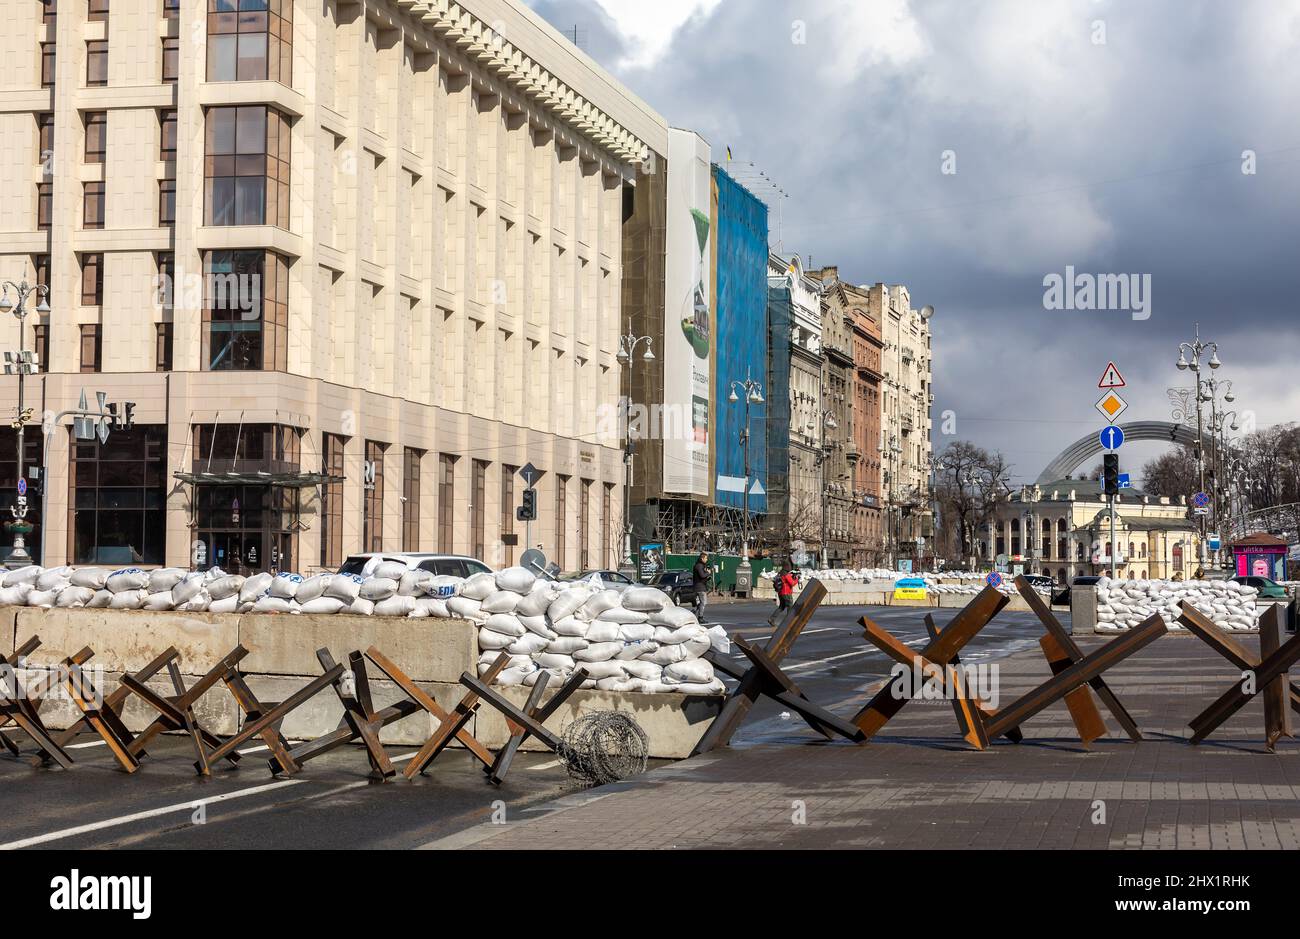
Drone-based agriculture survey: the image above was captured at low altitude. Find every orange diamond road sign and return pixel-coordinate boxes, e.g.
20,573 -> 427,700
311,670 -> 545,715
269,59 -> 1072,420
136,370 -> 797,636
1095,390 -> 1128,422
1098,362 -> 1126,388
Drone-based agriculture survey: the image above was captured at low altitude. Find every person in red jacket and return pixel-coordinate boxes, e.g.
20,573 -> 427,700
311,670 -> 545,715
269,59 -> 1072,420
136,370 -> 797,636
775,562 -> 799,611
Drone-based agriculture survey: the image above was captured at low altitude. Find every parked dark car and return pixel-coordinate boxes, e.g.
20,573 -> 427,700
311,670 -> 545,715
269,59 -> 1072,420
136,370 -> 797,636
648,570 -> 698,607
567,569 -> 635,586
1052,575 -> 1100,607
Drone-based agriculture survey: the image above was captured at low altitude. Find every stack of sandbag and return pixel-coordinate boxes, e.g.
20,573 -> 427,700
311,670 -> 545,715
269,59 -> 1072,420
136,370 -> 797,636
1094,577 -> 1264,632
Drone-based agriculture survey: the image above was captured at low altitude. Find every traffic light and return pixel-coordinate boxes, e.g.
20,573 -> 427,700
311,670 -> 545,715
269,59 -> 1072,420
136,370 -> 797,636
517,487 -> 537,522
1103,453 -> 1120,496
122,401 -> 135,429
106,402 -> 118,428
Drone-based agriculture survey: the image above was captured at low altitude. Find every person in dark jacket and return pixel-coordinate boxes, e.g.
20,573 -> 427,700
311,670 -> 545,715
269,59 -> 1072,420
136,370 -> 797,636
692,552 -> 712,622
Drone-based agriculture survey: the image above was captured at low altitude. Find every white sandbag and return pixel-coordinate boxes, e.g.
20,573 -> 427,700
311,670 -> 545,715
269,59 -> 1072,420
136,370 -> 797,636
536,652 -> 578,671
422,598 -> 450,618
295,574 -> 331,604
374,595 -> 416,617
646,643 -> 690,666
142,591 -> 176,611
171,574 -> 206,606
526,667 -> 573,686
596,607 -> 650,626
55,586 -> 95,608
359,577 -> 398,601
25,588 -> 57,608
447,596 -> 484,620
269,573 -> 303,599
622,660 -> 663,682
37,567 -> 73,591
616,640 -> 659,661
551,616 -> 589,638
574,641 -> 621,663
425,575 -> 464,599
207,574 -> 245,601
407,599 -> 431,618
548,585 -> 594,622
176,595 -> 210,612
682,633 -> 711,658
547,636 -> 589,655
86,588 -> 113,608
324,574 -> 363,602
515,587 -> 553,618
346,596 -> 375,616
580,589 -> 623,621
70,569 -> 109,590
239,572 -> 274,603
495,566 -> 536,595
373,560 -> 409,582
479,651 -> 534,670
0,583 -> 34,605
664,659 -> 715,684
596,677 -> 648,693
477,629 -> 516,651
2,565 -> 42,588
618,623 -> 656,642
584,621 -> 623,643
461,572 -> 497,601
398,570 -> 433,597
485,613 -> 527,638
106,569 -> 149,593
208,595 -> 240,614
622,587 -> 669,612
494,666 -> 534,687
252,596 -> 293,614
648,605 -> 698,628
707,625 -> 731,654
655,678 -> 725,696
147,568 -> 186,593
579,660 -> 627,681
507,633 -> 549,656
518,614 -> 557,640
299,596 -> 346,615
481,590 -> 521,614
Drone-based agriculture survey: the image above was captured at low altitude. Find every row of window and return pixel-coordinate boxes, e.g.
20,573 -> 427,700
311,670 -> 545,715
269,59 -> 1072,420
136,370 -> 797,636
39,0 -> 291,88
321,444 -> 612,572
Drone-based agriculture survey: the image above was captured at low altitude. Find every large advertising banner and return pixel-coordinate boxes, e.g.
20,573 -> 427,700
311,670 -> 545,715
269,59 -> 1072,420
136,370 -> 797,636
663,129 -> 712,497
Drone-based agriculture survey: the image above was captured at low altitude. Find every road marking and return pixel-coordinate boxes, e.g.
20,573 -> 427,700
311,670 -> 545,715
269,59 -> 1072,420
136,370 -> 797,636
784,650 -> 874,672
67,740 -> 107,750
529,758 -> 562,771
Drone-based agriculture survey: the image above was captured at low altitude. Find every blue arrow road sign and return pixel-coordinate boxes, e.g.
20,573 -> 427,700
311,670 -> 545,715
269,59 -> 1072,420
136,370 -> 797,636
1118,473 -> 1132,489
1099,425 -> 1125,451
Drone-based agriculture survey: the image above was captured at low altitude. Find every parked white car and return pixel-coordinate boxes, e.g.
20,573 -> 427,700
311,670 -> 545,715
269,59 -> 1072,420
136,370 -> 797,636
337,553 -> 493,579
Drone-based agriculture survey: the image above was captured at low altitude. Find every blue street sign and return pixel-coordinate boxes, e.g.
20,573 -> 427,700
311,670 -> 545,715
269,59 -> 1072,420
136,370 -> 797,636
1117,473 -> 1132,489
1099,425 -> 1125,451
16,479 -> 26,497
1192,491 -> 1211,508
986,571 -> 1003,588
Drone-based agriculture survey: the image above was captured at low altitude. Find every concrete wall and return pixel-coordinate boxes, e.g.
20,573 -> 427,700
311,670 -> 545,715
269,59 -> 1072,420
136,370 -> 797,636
2,607 -> 718,759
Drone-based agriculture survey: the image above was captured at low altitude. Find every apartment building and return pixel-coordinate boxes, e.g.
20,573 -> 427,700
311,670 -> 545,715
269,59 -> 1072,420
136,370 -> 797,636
0,0 -> 666,573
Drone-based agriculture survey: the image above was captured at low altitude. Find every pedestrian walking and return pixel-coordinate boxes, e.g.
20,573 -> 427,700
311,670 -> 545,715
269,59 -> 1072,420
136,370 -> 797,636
692,552 -> 712,623
775,562 -> 799,611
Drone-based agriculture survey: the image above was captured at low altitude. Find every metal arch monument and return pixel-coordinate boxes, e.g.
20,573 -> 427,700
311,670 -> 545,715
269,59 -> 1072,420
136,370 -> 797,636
1035,421 -> 1212,487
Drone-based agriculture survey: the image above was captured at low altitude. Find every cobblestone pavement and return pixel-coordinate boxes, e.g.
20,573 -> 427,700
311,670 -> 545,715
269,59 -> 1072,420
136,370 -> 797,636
430,634 -> 1300,850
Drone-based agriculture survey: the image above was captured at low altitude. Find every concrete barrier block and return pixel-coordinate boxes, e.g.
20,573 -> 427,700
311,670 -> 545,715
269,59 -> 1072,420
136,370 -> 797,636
472,686 -> 723,760
14,607 -> 240,675
0,605 -> 16,655
239,614 -> 477,683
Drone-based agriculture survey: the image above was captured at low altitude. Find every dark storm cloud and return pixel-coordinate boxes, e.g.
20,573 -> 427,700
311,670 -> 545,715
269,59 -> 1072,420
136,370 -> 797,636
526,0 -> 1300,482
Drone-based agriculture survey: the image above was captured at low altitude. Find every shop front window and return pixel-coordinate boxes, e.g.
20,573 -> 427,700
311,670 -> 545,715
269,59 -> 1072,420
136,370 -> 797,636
70,426 -> 166,566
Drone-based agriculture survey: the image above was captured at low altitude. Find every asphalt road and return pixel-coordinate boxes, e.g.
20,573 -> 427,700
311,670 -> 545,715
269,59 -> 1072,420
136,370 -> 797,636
0,600 -> 1064,849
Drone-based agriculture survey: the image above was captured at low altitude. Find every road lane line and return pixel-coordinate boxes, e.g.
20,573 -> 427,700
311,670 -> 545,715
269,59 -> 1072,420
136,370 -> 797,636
784,650 -> 875,672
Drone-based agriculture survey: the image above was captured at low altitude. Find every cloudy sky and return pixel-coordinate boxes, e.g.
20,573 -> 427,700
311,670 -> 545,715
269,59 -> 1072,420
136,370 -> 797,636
525,0 -> 1300,485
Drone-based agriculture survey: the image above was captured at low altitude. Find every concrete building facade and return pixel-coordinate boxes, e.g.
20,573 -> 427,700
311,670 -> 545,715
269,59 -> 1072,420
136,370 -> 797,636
807,266 -> 854,566
0,0 -> 665,573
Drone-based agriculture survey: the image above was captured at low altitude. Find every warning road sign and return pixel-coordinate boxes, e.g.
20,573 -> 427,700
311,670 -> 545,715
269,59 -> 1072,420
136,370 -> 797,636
1098,362 -> 1126,388
1095,390 -> 1129,422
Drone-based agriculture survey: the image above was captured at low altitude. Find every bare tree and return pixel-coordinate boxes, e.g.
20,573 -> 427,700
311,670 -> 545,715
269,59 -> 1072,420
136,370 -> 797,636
934,441 -> 1012,567
1140,445 -> 1198,500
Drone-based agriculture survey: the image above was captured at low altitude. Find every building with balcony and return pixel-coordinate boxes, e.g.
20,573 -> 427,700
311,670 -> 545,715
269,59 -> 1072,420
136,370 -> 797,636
0,0 -> 664,573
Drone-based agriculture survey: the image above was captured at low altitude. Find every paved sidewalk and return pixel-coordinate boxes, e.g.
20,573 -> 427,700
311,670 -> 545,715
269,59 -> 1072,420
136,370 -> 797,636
428,634 -> 1300,850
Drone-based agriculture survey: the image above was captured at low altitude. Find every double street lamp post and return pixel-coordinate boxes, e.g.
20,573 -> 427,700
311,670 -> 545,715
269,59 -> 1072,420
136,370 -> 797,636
728,376 -> 764,587
1176,324 -> 1221,570
1,276 -> 50,570
615,331 -> 654,575
816,407 -> 837,569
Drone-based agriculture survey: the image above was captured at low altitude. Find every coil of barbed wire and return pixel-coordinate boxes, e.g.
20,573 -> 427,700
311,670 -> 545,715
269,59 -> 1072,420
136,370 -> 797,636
556,711 -> 649,787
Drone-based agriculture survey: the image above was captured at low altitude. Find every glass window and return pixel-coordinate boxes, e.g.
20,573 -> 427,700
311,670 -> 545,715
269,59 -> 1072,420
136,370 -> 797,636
163,0 -> 179,19
438,454 -> 456,553
80,253 -> 103,305
37,184 -> 53,230
88,0 -> 109,22
37,113 -> 54,175
202,249 -> 288,371
41,44 -> 56,87
83,181 -> 105,228
579,478 -> 592,571
204,105 -> 290,228
86,40 -> 108,86
159,179 -> 175,225
555,475 -> 568,569
402,448 -> 422,552
84,111 -> 106,163
320,433 -> 345,569
162,37 -> 179,83
500,465 -> 515,566
79,324 -> 101,372
70,426 -> 168,566
42,0 -> 56,25
363,440 -> 385,553
160,109 -> 177,161
155,322 -> 172,371
206,0 -> 292,85
472,459 -> 487,560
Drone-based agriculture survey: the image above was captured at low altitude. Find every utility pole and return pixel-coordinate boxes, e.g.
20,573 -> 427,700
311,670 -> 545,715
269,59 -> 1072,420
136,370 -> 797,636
1,275 -> 50,570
